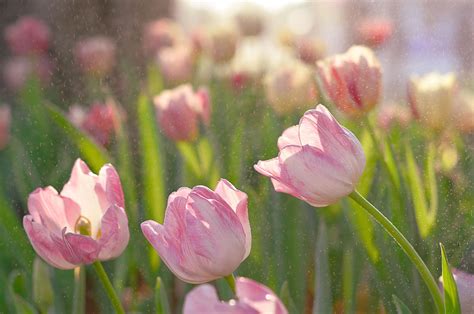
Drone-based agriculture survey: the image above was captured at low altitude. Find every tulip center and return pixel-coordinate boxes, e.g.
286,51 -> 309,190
74,216 -> 92,236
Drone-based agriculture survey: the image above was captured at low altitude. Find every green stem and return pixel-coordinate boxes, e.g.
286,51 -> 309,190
72,267 -> 85,314
348,190 -> 444,313
224,274 -> 237,296
92,261 -> 125,314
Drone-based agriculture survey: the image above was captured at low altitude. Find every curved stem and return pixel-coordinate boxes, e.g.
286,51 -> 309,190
224,274 -> 237,296
92,261 -> 125,314
349,190 -> 444,313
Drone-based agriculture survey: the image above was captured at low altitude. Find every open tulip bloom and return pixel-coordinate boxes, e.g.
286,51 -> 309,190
141,179 -> 251,284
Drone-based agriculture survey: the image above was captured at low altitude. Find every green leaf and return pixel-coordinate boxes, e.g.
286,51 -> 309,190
279,281 -> 298,314
405,144 -> 436,238
197,137 -> 219,187
44,103 -> 111,173
8,271 -> 37,314
392,295 -> 413,314
176,142 -> 201,179
32,258 -> 53,313
313,218 -> 332,314
155,277 -> 171,314
440,244 -> 461,314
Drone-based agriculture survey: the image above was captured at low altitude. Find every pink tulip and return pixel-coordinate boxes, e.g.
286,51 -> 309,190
154,84 -> 210,142
440,268 -> 474,313
157,44 -> 194,86
4,16 -> 50,55
377,103 -> 411,131
204,22 -> 240,63
0,106 -> 11,150
142,19 -> 184,57
254,104 -> 365,207
317,45 -> 382,118
294,37 -> 326,65
3,56 -> 53,91
356,18 -> 393,49
74,36 -> 116,77
141,179 -> 251,284
23,159 -> 129,269
183,277 -> 287,314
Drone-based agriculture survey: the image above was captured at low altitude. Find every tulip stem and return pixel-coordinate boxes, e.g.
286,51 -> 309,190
92,261 -> 125,314
224,274 -> 237,296
349,190 -> 444,313
72,267 -> 85,314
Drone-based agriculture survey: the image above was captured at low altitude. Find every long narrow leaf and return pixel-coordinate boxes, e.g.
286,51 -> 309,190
440,243 -> 461,314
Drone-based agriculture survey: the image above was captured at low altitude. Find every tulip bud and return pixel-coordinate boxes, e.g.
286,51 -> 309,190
453,90 -> 474,134
293,37 -> 326,65
4,16 -> 50,55
141,179 -> 251,284
204,22 -> 240,64
408,72 -> 457,131
0,105 -> 11,150
356,18 -> 393,48
255,104 -> 366,207
154,84 -> 210,142
440,268 -> 474,313
142,19 -> 184,57
23,159 -> 129,269
74,36 -> 116,77
377,103 -> 411,131
234,5 -> 265,37
157,44 -> 194,86
3,56 -> 53,91
264,60 -> 317,115
317,45 -> 382,118
183,277 -> 287,314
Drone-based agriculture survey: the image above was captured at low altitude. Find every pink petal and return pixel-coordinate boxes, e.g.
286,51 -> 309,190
236,277 -> 288,314
98,164 -> 124,209
97,205 -> 129,260
254,158 -> 297,196
277,125 -> 300,150
23,216 -> 76,269
59,231 -> 100,265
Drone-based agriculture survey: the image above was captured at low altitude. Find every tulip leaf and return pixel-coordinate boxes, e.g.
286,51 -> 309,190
440,244 -> 461,314
405,144 -> 436,238
8,271 -> 37,314
176,142 -> 201,179
155,277 -> 171,314
393,295 -> 413,314
313,218 -> 332,314
44,102 -> 111,173
197,137 -> 219,187
32,258 -> 53,313
279,281 -> 298,314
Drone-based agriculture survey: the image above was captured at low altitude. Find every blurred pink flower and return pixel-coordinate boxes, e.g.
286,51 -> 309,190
141,179 -> 251,284
317,45 -> 382,118
204,23 -> 240,63
23,159 -> 129,269
0,106 -> 11,150
69,102 -> 121,146
234,5 -> 265,37
154,84 -> 210,142
142,18 -> 184,57
453,90 -> 474,134
255,104 -> 365,207
3,56 -> 53,91
4,16 -> 50,55
377,103 -> 412,131
294,37 -> 326,65
357,18 -> 393,48
183,277 -> 287,314
440,268 -> 474,313
157,44 -> 194,86
74,36 -> 116,77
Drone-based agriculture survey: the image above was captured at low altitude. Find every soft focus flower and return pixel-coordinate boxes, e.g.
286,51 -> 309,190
141,179 -> 251,284
440,268 -> 474,313
234,5 -> 265,37
408,72 -> 457,131
23,159 -> 129,269
154,84 -> 210,142
3,56 -> 53,91
264,60 -> 317,115
157,44 -> 194,86
142,18 -> 184,57
317,45 -> 382,118
183,277 -> 287,314
4,16 -> 50,55
293,37 -> 326,65
69,102 -> 121,146
74,36 -> 116,77
377,103 -> 412,131
453,90 -> 474,134
356,18 -> 393,48
255,104 -> 365,207
0,106 -> 11,150
204,22 -> 240,64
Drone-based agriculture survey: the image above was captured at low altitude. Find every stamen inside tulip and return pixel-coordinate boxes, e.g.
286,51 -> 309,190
74,216 -> 92,236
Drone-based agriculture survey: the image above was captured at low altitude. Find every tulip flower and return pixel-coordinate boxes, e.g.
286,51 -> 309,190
356,18 -> 393,48
75,36 -> 116,77
453,90 -> 474,134
23,159 -> 129,269
142,18 -> 184,57
440,268 -> 474,313
4,16 -> 50,55
3,56 -> 53,91
254,104 -> 365,207
293,37 -> 326,65
204,22 -> 240,63
317,45 -> 382,117
234,5 -> 265,37
0,106 -> 11,150
377,103 -> 411,131
141,179 -> 251,284
154,84 -> 210,142
157,44 -> 194,86
264,60 -> 318,115
183,277 -> 287,314
408,72 -> 457,131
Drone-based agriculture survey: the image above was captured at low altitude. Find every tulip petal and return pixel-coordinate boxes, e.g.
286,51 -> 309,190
98,164 -> 124,209
237,277 -> 288,314
60,231 -> 100,265
97,205 -> 129,260
23,216 -> 76,269
254,158 -> 298,196
277,125 -> 300,150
